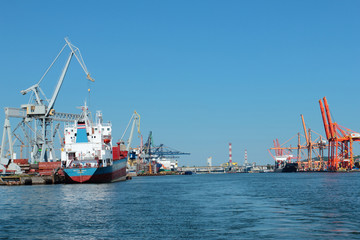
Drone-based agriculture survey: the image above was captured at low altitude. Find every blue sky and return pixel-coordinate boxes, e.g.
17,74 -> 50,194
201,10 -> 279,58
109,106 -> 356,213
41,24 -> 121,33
1,1 -> 360,166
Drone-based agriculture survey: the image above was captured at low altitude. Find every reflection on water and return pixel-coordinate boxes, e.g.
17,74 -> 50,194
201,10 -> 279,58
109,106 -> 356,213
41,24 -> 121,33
1,173 -> 360,239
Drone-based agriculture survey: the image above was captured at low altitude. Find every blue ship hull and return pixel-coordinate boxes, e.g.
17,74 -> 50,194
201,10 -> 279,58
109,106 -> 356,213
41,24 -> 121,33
64,158 -> 127,183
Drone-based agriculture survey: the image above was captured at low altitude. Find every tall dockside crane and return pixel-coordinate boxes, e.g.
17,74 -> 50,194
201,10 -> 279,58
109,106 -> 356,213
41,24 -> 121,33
120,111 -> 141,152
319,97 -> 360,171
0,38 -> 94,165
300,114 -> 327,171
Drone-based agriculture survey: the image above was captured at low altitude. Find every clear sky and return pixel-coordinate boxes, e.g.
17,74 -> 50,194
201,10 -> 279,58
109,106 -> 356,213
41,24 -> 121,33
1,1 -> 360,166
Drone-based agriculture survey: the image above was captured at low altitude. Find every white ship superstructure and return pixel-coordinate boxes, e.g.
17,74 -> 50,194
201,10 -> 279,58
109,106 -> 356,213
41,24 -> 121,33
61,107 -> 112,169
61,105 -> 127,183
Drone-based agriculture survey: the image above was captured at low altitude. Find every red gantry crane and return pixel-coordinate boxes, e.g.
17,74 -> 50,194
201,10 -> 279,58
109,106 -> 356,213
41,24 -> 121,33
269,115 -> 327,172
319,97 -> 360,171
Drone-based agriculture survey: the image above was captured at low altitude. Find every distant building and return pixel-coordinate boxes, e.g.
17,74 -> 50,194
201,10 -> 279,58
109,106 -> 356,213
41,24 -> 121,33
207,157 -> 212,167
221,162 -> 238,167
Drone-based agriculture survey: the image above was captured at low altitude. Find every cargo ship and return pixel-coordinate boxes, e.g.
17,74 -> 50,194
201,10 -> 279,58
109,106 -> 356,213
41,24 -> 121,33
62,105 -> 127,183
274,156 -> 298,173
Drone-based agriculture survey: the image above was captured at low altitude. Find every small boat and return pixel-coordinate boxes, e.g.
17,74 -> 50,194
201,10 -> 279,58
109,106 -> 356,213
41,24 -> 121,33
62,105 -> 127,183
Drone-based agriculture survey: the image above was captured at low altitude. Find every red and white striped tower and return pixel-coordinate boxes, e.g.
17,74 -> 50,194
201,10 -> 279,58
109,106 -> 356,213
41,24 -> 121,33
229,143 -> 232,166
244,149 -> 248,165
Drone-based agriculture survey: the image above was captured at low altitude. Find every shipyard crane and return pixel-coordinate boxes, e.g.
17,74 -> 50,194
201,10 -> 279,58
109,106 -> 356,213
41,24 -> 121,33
120,111 -> 141,152
319,97 -> 360,171
1,38 -> 94,165
120,111 -> 141,166
140,131 -> 190,173
141,131 -> 154,173
143,131 -> 154,162
142,132 -> 190,160
269,117 -> 327,172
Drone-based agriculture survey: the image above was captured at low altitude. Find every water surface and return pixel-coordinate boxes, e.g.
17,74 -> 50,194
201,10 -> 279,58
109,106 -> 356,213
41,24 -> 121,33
1,173 -> 360,239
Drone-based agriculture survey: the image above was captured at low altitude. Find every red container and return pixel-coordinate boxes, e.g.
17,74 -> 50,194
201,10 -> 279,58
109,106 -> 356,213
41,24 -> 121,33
39,162 -> 61,170
38,170 -> 53,176
112,146 -> 120,160
13,159 -> 29,165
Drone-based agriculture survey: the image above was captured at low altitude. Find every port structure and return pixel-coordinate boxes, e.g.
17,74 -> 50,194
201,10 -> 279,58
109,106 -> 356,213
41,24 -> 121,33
120,111 -> 141,152
119,111 -> 141,166
319,97 -> 360,171
0,38 -> 94,164
268,137 -> 297,167
300,114 -> 327,171
142,132 -> 190,161
138,131 -> 190,174
243,149 -> 252,172
227,143 -> 233,171
269,115 -> 327,171
151,144 -> 190,159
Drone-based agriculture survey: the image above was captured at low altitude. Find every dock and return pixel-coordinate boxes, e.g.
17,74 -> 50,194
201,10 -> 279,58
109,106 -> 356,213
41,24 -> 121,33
0,174 -> 65,186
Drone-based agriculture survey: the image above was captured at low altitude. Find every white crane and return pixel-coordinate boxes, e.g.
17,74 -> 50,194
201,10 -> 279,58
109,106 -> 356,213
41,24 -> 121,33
120,111 -> 141,151
21,37 -> 94,117
1,38 -> 94,164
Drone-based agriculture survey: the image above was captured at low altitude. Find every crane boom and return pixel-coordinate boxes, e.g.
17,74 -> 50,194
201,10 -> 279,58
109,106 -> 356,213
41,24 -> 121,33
45,51 -> 73,117
273,140 -> 277,156
20,37 -> 94,119
301,114 -> 309,145
319,99 -> 330,140
120,111 -> 141,151
45,38 -> 95,116
276,139 -> 282,156
20,84 -> 42,105
65,37 -> 95,82
323,97 -> 335,138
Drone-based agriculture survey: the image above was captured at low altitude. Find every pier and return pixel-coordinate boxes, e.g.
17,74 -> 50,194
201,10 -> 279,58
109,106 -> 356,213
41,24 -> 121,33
0,174 -> 64,186
178,165 -> 272,174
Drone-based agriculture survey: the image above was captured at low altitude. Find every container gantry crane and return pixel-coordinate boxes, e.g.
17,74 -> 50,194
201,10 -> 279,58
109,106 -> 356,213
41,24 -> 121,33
151,144 -> 191,159
140,131 -> 190,174
269,113 -> 328,172
300,114 -> 327,171
319,97 -> 360,171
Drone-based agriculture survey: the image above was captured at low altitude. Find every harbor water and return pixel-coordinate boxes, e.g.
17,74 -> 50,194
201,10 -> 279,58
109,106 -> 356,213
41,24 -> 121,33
1,173 -> 360,239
